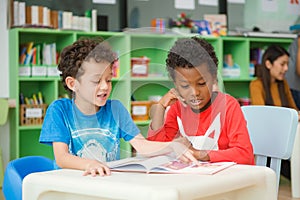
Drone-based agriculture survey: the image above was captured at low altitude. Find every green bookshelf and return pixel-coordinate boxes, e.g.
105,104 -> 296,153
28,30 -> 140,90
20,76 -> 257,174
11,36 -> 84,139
9,28 -> 293,161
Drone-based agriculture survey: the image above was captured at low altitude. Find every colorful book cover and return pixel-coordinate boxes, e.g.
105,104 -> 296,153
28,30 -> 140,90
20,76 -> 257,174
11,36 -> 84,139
204,14 -> 227,36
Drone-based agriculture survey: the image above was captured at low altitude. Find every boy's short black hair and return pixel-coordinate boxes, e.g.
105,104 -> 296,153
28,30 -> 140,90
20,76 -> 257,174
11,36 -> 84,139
166,36 -> 218,80
58,37 -> 116,93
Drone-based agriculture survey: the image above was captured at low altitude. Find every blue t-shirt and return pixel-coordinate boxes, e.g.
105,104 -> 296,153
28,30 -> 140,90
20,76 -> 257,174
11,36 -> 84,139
40,98 -> 140,165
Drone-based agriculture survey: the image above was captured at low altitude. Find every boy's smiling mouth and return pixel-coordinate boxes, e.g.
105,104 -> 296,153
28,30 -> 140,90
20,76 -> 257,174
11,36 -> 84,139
97,93 -> 108,100
189,99 -> 202,106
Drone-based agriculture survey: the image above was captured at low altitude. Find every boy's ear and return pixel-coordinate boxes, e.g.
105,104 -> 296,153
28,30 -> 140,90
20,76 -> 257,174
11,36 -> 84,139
65,76 -> 76,91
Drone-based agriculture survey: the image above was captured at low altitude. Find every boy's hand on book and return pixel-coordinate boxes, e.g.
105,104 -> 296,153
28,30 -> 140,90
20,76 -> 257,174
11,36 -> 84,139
83,160 -> 111,177
190,148 -> 210,161
170,141 -> 200,166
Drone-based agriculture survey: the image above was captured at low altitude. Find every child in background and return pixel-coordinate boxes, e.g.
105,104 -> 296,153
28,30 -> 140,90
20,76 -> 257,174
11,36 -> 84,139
39,37 -> 198,177
148,37 -> 254,165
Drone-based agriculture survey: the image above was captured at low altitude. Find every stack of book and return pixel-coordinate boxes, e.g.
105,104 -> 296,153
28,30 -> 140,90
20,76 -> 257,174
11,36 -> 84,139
10,1 -> 97,31
19,41 -> 60,77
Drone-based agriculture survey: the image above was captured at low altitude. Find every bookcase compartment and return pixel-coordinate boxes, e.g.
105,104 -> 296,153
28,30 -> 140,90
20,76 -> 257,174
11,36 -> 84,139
19,104 -> 47,125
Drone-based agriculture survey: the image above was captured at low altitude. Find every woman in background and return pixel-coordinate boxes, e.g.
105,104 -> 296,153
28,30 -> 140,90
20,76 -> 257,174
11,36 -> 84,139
249,45 -> 299,180
250,45 -> 299,111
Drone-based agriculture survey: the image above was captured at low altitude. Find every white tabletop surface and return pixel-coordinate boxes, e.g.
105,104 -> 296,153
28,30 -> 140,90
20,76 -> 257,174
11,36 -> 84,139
23,164 -> 277,200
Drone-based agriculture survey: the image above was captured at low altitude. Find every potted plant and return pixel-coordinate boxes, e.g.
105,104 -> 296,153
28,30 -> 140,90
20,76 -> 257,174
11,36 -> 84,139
169,12 -> 194,34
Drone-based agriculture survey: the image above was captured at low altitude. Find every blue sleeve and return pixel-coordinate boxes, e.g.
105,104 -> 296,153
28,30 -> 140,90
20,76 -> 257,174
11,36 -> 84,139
111,100 -> 140,141
39,101 -> 71,146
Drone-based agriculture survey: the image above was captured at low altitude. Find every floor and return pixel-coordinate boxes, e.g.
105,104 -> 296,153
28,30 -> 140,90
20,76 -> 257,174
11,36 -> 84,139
278,176 -> 300,200
0,176 -> 299,200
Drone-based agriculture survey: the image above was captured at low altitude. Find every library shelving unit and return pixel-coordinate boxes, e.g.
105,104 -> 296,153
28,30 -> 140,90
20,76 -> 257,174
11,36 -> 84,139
9,28 -> 132,160
9,28 -> 294,160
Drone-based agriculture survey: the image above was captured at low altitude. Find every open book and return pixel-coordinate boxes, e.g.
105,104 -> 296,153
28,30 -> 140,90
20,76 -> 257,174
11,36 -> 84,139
106,155 -> 235,175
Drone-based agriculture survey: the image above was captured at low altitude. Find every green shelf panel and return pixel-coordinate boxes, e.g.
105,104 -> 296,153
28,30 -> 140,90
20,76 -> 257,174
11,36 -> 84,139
249,37 -> 293,49
19,129 -> 54,159
221,36 -> 247,41
223,81 -> 251,98
120,138 -> 132,159
19,76 -> 60,81
129,33 -> 177,39
136,124 -> 150,138
131,77 -> 170,81
222,77 -> 254,82
132,82 -> 173,100
248,37 -> 293,43
76,31 -> 124,38
13,28 -> 74,34
19,125 -> 42,130
134,120 -> 151,126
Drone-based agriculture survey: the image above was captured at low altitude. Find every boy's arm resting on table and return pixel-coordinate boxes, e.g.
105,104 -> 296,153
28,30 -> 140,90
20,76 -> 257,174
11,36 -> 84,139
53,142 -> 111,176
130,133 -> 199,165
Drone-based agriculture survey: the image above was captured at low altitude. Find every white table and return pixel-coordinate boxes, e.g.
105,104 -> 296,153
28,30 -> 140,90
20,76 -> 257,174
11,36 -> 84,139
291,123 -> 300,197
23,165 -> 277,200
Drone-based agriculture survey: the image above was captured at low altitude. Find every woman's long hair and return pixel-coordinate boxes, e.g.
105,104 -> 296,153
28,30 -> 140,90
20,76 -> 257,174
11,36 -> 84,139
255,45 -> 289,107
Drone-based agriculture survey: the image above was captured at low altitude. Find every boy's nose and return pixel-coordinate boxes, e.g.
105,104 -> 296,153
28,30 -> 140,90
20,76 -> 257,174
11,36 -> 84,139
99,81 -> 108,90
191,87 -> 200,96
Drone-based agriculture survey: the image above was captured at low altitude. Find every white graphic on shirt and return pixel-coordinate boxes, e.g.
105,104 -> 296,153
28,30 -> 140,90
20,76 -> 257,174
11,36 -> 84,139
177,113 -> 221,150
72,128 -> 118,162
77,139 -> 107,161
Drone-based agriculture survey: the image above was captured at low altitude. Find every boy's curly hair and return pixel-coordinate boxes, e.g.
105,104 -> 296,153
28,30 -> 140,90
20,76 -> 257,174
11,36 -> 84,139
166,36 -> 218,80
58,37 -> 116,93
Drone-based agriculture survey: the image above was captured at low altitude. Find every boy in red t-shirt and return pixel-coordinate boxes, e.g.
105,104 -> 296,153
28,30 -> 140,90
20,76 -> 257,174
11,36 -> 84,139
148,37 -> 254,165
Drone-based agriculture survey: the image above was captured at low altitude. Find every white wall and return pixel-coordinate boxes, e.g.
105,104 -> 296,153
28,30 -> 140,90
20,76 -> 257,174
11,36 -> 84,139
244,0 -> 300,32
0,0 -> 10,168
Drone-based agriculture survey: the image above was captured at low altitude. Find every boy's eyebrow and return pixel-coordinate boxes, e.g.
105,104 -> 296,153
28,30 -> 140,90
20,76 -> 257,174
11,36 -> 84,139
178,76 -> 205,82
90,72 -> 113,79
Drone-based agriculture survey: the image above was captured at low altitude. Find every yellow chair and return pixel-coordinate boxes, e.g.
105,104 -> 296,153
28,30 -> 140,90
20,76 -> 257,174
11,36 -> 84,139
0,98 -> 9,188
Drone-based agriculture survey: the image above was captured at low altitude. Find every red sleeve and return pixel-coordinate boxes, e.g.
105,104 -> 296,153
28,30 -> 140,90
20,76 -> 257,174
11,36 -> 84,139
208,96 -> 255,165
147,102 -> 181,141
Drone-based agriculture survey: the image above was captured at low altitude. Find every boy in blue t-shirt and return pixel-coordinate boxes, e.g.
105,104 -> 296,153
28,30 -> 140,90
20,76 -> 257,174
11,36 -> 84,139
40,37 -> 198,176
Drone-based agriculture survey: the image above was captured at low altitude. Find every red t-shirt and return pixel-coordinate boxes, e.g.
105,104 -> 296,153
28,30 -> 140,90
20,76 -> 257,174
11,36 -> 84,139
148,92 -> 254,165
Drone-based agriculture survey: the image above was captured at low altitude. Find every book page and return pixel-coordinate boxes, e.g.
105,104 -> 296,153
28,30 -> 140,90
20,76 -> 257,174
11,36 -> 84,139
152,161 -> 235,174
107,156 -> 235,174
107,155 -> 173,173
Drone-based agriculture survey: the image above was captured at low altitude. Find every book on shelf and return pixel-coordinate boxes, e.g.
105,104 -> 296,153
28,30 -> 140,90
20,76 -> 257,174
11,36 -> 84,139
50,10 -> 58,29
203,14 -> 227,36
106,155 -> 235,175
18,2 -> 26,26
